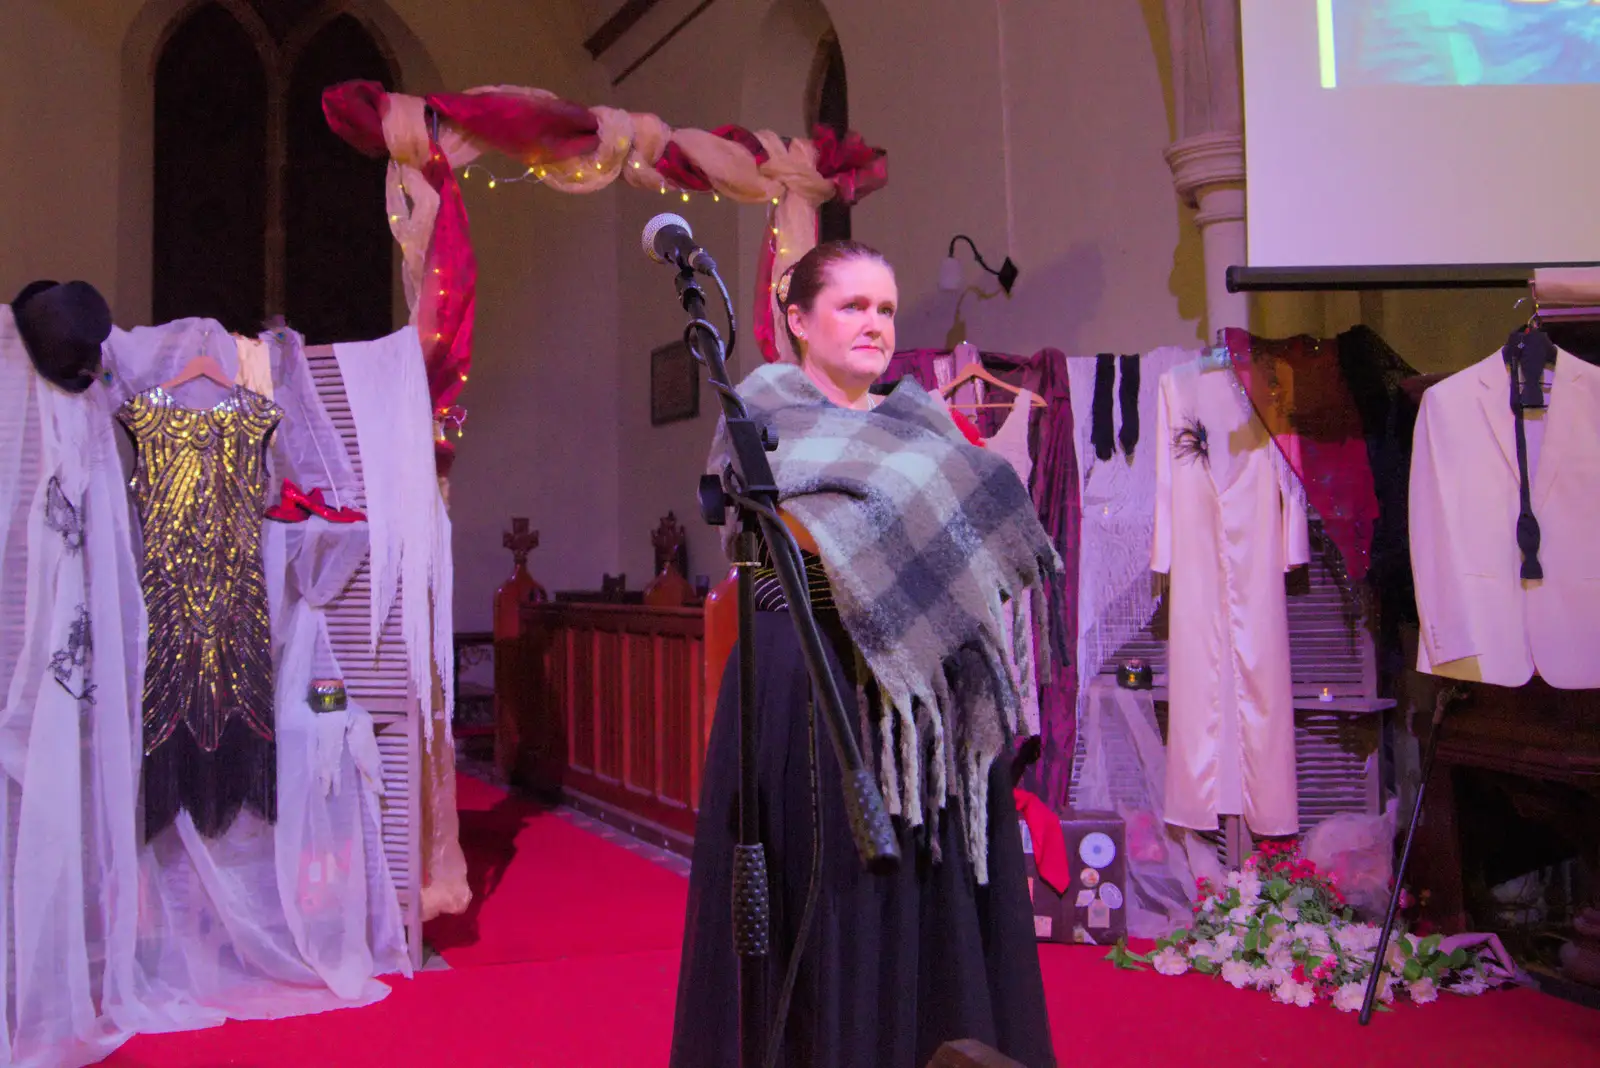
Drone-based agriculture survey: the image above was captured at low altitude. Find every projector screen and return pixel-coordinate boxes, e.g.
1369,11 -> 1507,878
1242,0 -> 1600,269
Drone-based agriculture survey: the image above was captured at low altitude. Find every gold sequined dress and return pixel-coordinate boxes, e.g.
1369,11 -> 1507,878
117,384 -> 281,841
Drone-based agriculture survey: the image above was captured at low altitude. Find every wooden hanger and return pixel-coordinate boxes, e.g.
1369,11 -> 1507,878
160,348 -> 234,392
939,361 -> 1045,410
1197,327 -> 1233,371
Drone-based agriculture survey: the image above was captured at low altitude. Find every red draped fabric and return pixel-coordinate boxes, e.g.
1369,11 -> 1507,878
1224,327 -> 1380,589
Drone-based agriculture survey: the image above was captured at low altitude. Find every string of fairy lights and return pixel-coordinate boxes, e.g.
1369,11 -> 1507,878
454,157 -> 792,208
408,154 -> 794,444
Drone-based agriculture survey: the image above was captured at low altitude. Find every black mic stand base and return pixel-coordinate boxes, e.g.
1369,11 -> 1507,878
1359,683 -> 1467,1025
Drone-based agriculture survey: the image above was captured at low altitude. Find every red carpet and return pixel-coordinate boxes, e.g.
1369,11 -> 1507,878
1036,943 -> 1600,1067
423,772 -> 688,967
101,952 -> 682,1068
105,774 -> 1600,1067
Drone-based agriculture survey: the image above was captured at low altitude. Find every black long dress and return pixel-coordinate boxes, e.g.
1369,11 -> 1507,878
669,553 -> 1056,1068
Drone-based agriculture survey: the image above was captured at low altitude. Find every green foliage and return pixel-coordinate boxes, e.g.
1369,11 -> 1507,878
1105,940 -> 1148,971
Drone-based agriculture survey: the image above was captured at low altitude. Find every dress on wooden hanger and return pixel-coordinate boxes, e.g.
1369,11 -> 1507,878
1152,361 -> 1307,837
118,383 -> 282,841
984,388 -> 1042,738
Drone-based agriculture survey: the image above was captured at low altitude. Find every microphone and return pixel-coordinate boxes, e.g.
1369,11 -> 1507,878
642,213 -> 716,273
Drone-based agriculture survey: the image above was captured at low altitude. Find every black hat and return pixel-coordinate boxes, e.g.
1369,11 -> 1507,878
11,280 -> 111,394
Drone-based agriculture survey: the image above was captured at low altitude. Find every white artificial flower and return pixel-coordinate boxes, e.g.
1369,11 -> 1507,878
1332,982 -> 1367,1013
1274,979 -> 1316,1007
1228,905 -> 1254,925
1253,965 -> 1290,990
1407,978 -> 1438,1004
1279,905 -> 1300,922
1336,924 -> 1381,954
1237,870 -> 1263,908
1215,931 -> 1243,957
1190,940 -> 1224,963
1266,946 -> 1296,973
1225,870 -> 1243,890
1152,946 -> 1190,976
1294,923 -> 1332,953
1221,959 -> 1254,989
1447,977 -> 1489,996
1384,942 -> 1410,973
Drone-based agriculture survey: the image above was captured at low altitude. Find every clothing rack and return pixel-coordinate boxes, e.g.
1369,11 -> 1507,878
1532,303 -> 1600,325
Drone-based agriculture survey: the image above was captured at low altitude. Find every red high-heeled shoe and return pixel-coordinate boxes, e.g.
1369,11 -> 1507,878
302,487 -> 365,524
263,479 -> 367,524
265,479 -> 312,523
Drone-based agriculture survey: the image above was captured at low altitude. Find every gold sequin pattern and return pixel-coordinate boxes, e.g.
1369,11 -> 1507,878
117,385 -> 280,758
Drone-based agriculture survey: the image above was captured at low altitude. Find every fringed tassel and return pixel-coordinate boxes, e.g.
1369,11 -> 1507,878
898,691 -> 924,828
853,647 -> 876,786
878,691 -> 901,819
964,745 -> 995,886
1030,580 -> 1051,682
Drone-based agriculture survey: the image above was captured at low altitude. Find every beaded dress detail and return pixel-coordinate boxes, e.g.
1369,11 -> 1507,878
117,385 -> 281,841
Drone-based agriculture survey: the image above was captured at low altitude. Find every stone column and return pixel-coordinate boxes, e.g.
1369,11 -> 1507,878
1163,0 -> 1249,339
1165,132 -> 1247,338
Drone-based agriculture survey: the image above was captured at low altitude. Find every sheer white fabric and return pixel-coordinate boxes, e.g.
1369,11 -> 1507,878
102,320 -> 405,1037
0,307 -> 149,1066
1073,677 -> 1206,939
1067,347 -> 1193,702
332,328 -> 453,749
332,328 -> 468,920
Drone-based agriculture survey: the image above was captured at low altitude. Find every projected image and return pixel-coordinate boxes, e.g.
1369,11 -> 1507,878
1321,0 -> 1600,86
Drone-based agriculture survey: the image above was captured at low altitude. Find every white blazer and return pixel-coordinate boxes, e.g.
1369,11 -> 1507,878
1410,349 -> 1600,689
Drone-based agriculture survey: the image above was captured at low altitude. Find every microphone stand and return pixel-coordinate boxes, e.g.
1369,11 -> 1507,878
666,259 -> 901,1068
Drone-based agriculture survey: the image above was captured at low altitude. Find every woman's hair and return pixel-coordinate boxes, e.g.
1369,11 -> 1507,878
777,239 -> 891,358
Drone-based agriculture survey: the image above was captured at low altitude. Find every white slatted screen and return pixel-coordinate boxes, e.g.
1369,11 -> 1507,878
304,345 -> 424,968
1073,520 -> 1383,833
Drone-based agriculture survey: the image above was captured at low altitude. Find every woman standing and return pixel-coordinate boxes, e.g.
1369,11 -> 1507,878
670,241 -> 1058,1068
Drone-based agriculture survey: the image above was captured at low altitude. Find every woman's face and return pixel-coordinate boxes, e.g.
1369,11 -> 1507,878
788,257 -> 897,404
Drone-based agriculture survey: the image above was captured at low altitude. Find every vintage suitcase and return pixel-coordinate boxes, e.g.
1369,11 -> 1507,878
1020,808 -> 1127,945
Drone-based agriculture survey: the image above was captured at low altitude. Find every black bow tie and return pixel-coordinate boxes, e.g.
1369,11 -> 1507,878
1502,328 -> 1555,581
1508,328 -> 1554,410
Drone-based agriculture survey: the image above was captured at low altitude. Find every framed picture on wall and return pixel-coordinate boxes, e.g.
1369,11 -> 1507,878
650,340 -> 699,426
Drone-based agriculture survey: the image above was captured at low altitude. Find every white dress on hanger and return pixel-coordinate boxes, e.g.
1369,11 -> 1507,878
1152,361 -> 1307,837
983,388 -> 1042,739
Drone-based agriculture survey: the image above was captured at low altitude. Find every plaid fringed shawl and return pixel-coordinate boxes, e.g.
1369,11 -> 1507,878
708,364 -> 1064,883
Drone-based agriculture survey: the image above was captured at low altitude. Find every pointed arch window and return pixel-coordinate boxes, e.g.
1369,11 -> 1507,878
808,30 -> 851,243
152,2 -> 395,341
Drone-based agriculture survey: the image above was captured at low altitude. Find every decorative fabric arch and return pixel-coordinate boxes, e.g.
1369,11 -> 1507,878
321,81 -> 888,468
